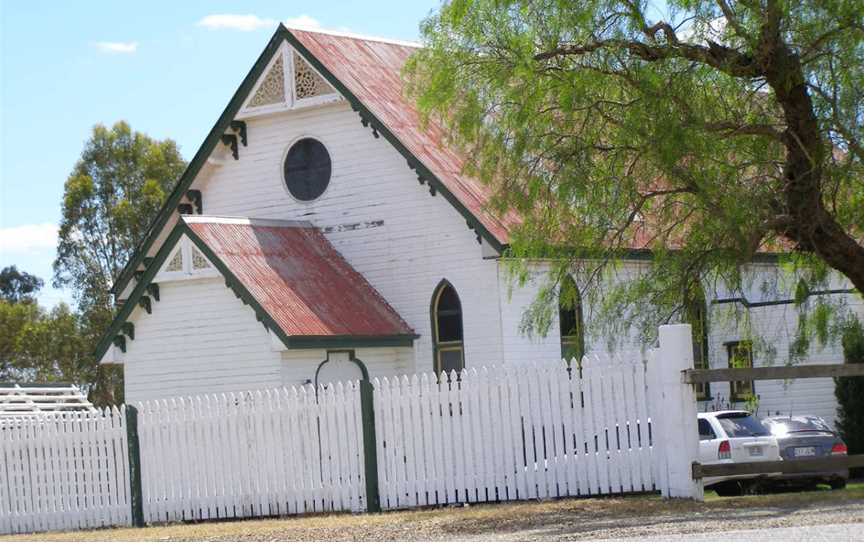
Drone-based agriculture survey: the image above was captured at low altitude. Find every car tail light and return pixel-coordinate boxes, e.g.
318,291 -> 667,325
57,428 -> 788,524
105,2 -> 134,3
718,440 -> 731,460
831,442 -> 848,455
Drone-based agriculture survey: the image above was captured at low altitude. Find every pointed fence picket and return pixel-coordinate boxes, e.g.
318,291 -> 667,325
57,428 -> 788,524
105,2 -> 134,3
0,408 -> 131,534
2,346 -> 671,534
135,383 -> 366,525
374,353 -> 656,510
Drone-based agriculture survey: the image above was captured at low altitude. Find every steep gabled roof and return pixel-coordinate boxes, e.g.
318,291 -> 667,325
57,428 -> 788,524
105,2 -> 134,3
111,25 -> 516,298
96,216 -> 417,361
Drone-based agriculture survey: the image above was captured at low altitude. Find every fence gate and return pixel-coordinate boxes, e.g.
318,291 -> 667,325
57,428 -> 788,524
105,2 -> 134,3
136,384 -> 367,523
373,352 -> 658,510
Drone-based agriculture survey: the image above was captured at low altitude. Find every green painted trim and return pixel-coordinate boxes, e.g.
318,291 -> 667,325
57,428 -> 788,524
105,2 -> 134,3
122,322 -> 135,341
429,279 -> 465,375
125,405 -> 145,527
313,350 -> 372,388
285,335 -> 417,349
359,379 -> 381,512
95,226 -> 186,360
146,283 -> 160,302
713,288 -> 855,309
111,28 -> 290,296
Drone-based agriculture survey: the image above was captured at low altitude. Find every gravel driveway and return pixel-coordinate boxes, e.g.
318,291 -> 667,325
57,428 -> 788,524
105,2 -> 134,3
5,486 -> 863,542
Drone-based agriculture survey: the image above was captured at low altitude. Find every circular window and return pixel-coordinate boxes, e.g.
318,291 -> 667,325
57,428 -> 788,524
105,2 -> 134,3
283,138 -> 331,201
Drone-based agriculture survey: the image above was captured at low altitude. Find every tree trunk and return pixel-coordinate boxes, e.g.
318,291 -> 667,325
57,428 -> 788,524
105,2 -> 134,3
766,46 -> 864,294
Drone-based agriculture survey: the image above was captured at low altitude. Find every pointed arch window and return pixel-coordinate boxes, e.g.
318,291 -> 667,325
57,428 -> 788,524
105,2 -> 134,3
559,275 -> 585,363
432,280 -> 464,375
684,284 -> 711,400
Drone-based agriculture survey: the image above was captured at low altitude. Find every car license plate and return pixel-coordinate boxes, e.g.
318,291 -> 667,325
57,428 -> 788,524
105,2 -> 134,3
794,446 -> 816,457
749,446 -> 763,457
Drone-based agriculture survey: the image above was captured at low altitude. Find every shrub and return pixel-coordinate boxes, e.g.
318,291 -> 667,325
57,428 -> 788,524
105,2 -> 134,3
835,319 -> 864,474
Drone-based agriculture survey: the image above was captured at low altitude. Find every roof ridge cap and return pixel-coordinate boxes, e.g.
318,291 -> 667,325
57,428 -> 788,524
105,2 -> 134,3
182,215 -> 314,228
283,24 -> 422,49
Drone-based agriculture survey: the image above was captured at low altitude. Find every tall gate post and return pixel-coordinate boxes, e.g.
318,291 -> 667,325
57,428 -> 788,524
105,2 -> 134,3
650,324 -> 703,500
359,380 -> 381,513
125,405 -> 145,526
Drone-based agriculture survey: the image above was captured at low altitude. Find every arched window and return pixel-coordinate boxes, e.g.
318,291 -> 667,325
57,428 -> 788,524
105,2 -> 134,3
431,280 -> 464,375
559,275 -> 585,362
684,283 -> 710,400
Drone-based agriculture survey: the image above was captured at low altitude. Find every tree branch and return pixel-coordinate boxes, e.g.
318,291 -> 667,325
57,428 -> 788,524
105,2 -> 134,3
534,38 -> 761,78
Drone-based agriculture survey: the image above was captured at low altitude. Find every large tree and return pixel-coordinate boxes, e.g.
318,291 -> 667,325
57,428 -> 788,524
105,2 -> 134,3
53,121 -> 186,312
406,0 -> 863,340
50,121 -> 185,404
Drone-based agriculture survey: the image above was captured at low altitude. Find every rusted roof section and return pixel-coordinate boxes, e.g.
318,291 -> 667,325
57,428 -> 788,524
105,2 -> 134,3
290,28 -> 520,246
185,217 -> 415,339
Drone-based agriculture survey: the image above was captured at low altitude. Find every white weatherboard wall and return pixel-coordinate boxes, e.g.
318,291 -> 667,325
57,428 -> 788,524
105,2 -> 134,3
280,347 -> 414,388
192,102 -> 504,374
122,277 -> 282,403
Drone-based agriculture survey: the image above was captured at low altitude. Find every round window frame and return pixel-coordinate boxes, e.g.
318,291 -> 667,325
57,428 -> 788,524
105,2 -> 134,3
280,135 -> 333,203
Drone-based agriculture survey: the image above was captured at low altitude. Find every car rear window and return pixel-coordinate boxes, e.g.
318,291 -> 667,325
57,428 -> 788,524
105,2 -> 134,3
717,413 -> 769,437
765,417 -> 834,435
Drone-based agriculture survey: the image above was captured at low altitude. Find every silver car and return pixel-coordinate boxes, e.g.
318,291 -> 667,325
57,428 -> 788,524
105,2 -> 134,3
762,415 -> 849,489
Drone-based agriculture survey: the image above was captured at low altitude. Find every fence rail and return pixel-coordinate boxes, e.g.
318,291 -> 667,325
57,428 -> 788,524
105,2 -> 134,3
691,454 -> 864,479
682,363 -> 864,383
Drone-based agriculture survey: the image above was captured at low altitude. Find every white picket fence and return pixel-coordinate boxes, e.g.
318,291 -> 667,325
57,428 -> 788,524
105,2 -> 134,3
0,408 -> 131,534
373,354 -> 655,509
137,383 -> 367,524
1,326 -> 706,535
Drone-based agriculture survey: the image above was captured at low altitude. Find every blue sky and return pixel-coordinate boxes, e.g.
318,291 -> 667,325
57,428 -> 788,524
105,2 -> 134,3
0,1 -> 436,306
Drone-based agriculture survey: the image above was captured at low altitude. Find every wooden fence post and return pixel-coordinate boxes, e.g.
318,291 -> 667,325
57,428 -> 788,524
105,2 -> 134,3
650,324 -> 703,500
359,380 -> 381,513
125,405 -> 145,526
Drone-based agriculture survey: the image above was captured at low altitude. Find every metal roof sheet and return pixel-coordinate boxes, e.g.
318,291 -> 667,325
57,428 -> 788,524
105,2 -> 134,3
290,29 -> 520,246
185,217 -> 416,339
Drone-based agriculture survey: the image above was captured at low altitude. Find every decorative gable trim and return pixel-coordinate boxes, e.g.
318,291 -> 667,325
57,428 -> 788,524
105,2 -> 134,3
154,235 -> 218,282
238,42 -> 341,119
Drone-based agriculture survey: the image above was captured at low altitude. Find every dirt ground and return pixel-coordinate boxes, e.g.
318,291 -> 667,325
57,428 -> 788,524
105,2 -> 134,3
5,484 -> 864,542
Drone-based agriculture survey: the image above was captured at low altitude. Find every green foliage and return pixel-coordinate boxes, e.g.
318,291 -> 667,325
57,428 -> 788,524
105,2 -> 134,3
53,121 -> 186,313
0,296 -> 123,405
0,265 -> 44,303
407,0 -> 864,345
40,121 -> 185,405
835,320 -> 864,458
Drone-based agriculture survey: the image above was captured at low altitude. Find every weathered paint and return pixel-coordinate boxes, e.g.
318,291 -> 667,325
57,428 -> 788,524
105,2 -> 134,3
185,216 -> 416,340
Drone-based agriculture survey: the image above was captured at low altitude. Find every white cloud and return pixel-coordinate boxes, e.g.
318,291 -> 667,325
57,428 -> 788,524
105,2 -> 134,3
283,15 -> 321,30
94,41 -> 138,54
197,14 -> 279,31
196,14 -> 322,32
0,223 -> 58,253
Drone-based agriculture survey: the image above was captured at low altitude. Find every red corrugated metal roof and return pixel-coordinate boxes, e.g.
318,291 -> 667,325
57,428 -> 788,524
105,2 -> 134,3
290,29 -> 520,246
185,217 -> 415,339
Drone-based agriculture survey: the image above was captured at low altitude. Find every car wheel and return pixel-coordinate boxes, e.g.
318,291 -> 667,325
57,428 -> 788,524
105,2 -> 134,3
714,482 -> 743,497
830,479 -> 847,490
